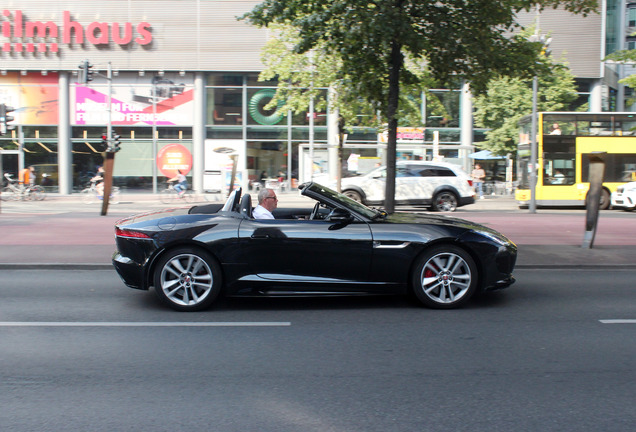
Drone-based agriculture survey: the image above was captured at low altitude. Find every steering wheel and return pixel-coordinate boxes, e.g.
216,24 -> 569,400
310,202 -> 321,220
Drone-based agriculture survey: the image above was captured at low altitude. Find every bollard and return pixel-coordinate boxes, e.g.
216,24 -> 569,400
582,152 -> 606,249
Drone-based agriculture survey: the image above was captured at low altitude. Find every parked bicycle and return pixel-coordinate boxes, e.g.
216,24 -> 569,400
80,180 -> 120,204
160,182 -> 193,204
1,173 -> 46,201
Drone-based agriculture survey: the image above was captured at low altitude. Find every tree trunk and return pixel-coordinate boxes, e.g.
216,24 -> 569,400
384,38 -> 402,214
337,116 -> 345,192
100,152 -> 115,216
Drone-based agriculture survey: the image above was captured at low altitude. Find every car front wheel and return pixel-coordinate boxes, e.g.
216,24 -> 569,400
153,247 -> 222,311
411,245 -> 477,309
432,191 -> 458,212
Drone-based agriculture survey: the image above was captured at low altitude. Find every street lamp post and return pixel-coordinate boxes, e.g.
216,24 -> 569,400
530,75 -> 538,214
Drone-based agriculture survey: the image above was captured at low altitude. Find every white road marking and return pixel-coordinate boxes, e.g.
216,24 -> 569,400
0,322 -> 291,327
599,319 -> 636,324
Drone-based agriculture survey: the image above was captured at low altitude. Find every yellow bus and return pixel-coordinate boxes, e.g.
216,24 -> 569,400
515,112 -> 636,209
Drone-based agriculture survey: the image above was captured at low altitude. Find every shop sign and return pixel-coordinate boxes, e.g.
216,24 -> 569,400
397,127 -> 425,140
1,10 -> 152,54
157,144 -> 192,178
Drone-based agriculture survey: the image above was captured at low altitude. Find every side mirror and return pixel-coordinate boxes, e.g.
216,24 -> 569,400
328,208 -> 353,223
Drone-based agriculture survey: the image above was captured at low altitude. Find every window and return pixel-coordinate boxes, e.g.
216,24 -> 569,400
415,167 -> 456,177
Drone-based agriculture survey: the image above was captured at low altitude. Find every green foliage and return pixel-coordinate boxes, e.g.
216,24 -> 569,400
243,0 -> 597,113
259,24 -> 439,131
473,63 -> 579,155
605,49 -> 636,104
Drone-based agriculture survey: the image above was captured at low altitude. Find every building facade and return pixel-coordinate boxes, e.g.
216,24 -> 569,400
0,1 -> 625,194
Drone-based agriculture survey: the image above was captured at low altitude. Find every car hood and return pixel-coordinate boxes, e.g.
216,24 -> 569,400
384,211 -> 488,230
383,212 -> 514,245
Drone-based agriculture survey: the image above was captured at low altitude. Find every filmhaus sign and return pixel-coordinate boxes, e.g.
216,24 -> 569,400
1,10 -> 152,53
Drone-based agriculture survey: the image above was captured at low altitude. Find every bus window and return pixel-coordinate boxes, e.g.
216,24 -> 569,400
581,154 -> 636,182
543,136 -> 575,185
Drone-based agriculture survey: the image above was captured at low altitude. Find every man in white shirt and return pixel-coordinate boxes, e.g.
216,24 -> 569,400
253,188 -> 277,219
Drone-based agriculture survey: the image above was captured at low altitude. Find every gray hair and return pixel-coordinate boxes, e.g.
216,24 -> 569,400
257,188 -> 272,204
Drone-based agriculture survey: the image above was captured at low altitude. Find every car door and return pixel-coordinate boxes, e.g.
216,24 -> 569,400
238,216 -> 373,287
395,166 -> 421,203
409,165 -> 449,202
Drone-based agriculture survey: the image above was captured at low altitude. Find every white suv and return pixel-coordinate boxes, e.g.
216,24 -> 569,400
340,161 -> 475,212
611,182 -> 636,211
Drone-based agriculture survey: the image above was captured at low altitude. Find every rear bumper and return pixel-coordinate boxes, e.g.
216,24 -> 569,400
458,196 -> 475,206
112,252 -> 147,290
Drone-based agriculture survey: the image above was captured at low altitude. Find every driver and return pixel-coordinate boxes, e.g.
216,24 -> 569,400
253,188 -> 277,219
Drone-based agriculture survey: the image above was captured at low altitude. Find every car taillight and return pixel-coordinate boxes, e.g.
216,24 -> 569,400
115,228 -> 151,239
467,180 -> 473,187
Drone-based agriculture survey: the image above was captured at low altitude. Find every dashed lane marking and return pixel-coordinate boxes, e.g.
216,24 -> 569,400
599,319 -> 636,324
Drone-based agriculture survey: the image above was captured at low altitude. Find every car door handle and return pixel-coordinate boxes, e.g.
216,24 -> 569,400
251,234 -> 270,239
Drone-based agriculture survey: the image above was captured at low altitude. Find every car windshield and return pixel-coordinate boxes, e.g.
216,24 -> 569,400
302,182 -> 382,219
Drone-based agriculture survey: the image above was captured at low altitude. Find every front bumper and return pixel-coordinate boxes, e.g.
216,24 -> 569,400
611,193 -> 636,209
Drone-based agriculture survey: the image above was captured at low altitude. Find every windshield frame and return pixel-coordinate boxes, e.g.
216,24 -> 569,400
300,182 -> 382,220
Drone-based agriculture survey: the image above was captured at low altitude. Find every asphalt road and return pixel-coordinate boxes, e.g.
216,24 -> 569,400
1,268 -> 634,431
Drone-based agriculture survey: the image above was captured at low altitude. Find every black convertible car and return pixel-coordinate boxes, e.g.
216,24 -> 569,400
112,182 -> 516,311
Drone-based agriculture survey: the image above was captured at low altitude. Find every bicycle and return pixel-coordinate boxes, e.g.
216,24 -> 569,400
80,180 -> 120,204
160,182 -> 193,204
1,173 -> 46,201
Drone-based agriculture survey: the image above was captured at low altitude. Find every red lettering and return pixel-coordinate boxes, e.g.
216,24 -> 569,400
135,22 -> 152,45
63,11 -> 83,43
2,10 -> 11,37
14,10 -> 22,37
112,22 -> 132,44
3,10 -> 152,49
25,21 -> 58,38
87,22 -> 109,45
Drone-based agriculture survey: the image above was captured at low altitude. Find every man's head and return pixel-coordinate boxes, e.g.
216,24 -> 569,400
258,188 -> 278,212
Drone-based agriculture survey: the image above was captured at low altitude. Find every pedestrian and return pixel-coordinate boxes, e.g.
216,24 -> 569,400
471,164 -> 486,199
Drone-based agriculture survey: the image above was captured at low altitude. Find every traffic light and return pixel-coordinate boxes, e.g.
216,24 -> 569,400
78,60 -> 94,84
101,133 -> 109,150
110,131 -> 121,152
0,103 -> 16,136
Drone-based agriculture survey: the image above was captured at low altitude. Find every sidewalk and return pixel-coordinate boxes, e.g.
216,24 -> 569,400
1,192 -> 636,269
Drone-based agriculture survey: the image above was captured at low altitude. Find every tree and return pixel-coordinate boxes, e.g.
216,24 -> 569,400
605,49 -> 636,104
473,63 -> 579,156
242,0 -> 597,213
257,24 -> 438,190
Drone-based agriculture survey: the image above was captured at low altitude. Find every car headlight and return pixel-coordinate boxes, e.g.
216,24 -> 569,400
475,230 -> 514,247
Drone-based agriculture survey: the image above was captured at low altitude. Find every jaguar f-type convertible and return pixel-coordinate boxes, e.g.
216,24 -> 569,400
112,182 -> 516,311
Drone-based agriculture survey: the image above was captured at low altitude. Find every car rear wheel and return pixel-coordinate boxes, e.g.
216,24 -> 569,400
153,247 -> 222,311
343,190 -> 363,203
432,191 -> 458,212
411,245 -> 477,309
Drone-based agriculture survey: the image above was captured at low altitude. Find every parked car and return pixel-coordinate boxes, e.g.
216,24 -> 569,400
112,182 -> 516,311
611,182 -> 636,211
339,161 -> 475,212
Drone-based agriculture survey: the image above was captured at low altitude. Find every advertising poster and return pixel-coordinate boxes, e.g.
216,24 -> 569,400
0,72 -> 59,125
204,139 -> 246,193
157,143 -> 193,177
73,73 -> 194,126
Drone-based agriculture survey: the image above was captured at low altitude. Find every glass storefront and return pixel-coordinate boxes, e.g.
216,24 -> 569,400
1,70 -> 470,193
